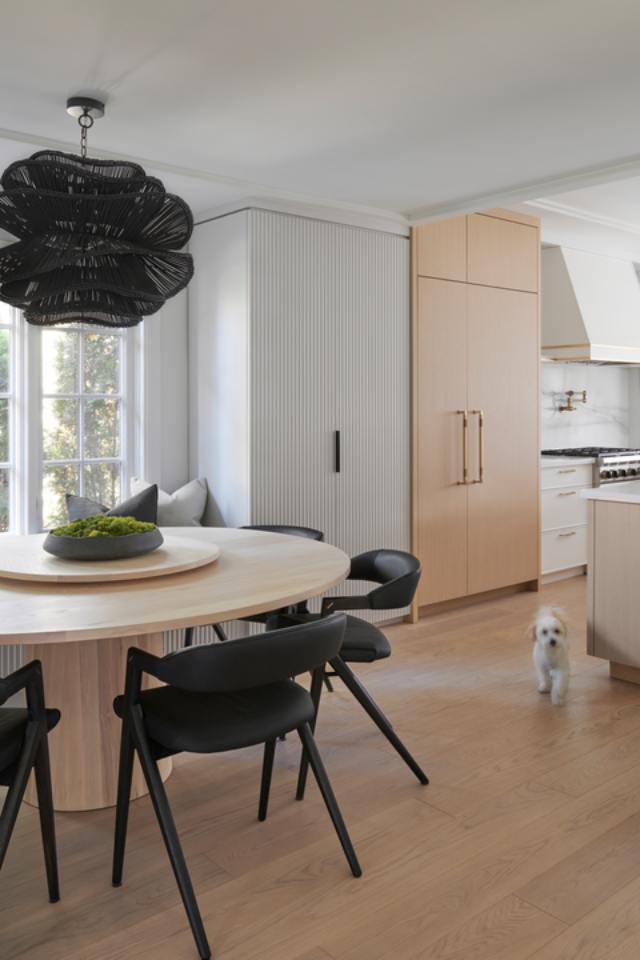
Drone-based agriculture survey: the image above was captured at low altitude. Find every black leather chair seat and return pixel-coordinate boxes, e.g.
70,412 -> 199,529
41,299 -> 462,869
339,616 -> 391,663
115,680 -> 314,756
0,707 -> 60,773
272,612 -> 392,664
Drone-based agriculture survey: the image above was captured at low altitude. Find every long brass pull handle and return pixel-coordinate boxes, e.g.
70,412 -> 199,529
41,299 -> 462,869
468,409 -> 484,483
456,410 -> 468,485
558,531 -> 576,538
558,468 -> 576,474
558,491 -> 577,497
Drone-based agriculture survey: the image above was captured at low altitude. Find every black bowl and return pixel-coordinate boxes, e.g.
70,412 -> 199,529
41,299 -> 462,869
43,527 -> 164,562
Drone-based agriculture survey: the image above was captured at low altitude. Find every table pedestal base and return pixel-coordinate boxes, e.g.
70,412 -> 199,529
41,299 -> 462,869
26,632 -> 172,812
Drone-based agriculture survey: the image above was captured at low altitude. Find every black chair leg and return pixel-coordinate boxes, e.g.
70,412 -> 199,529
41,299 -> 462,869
212,623 -> 229,643
330,656 -> 429,786
296,665 -> 325,801
258,740 -> 276,822
112,720 -> 136,887
297,723 -> 362,878
33,733 -> 60,903
130,708 -> 211,960
0,721 -> 40,871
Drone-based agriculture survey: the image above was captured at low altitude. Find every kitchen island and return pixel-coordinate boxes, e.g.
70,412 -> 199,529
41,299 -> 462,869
583,482 -> 640,683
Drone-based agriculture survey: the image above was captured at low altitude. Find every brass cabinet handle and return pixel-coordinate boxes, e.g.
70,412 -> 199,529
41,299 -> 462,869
558,491 -> 577,497
558,468 -> 576,474
558,531 -> 577,538
469,409 -> 484,483
456,410 -> 469,485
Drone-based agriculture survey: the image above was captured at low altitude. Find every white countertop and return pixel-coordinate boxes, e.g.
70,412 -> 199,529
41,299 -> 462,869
582,481 -> 640,503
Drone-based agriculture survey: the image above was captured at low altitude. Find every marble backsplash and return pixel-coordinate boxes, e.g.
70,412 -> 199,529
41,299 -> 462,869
541,362 -> 640,449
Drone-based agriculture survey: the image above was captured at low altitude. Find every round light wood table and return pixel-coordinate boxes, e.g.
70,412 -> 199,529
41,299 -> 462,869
0,527 -> 350,812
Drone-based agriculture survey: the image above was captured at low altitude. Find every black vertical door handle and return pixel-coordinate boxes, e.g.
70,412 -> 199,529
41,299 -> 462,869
334,430 -> 341,473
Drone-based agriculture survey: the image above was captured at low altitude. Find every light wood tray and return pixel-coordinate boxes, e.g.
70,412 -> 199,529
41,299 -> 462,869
0,533 -> 221,583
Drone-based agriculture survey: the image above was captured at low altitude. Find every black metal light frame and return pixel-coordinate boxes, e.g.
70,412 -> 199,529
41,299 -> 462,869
0,97 -> 194,328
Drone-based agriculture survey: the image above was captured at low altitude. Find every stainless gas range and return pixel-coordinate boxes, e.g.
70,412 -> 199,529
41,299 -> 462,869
541,447 -> 640,486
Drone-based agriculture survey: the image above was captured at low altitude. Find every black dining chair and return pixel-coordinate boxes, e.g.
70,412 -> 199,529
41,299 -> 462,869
183,524 -> 324,647
276,550 -> 429,800
112,613 -> 360,960
0,660 -> 60,902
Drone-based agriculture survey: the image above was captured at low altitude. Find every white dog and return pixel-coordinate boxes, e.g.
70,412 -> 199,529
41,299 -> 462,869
529,607 -> 570,706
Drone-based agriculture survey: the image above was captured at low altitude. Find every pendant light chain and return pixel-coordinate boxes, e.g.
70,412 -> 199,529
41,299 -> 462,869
78,110 -> 94,160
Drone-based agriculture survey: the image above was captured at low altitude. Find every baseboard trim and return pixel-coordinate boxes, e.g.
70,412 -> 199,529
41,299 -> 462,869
541,565 -> 587,585
610,661 -> 640,685
418,580 -> 538,618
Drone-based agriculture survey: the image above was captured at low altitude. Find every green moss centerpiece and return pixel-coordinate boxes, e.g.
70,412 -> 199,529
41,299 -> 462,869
43,514 -> 163,561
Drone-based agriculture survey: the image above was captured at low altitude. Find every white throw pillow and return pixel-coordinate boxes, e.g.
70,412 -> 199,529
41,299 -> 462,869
130,477 -> 208,526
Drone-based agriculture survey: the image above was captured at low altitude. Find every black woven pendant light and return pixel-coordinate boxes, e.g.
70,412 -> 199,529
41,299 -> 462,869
0,96 -> 194,327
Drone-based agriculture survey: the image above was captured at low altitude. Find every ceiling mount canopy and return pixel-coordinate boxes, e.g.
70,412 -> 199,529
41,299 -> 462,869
0,95 -> 194,328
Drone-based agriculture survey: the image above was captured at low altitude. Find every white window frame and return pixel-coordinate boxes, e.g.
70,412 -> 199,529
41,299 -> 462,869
0,309 -> 144,534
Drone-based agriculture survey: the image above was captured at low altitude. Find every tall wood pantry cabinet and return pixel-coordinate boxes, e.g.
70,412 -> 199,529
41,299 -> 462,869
412,209 -> 540,610
189,207 -> 410,614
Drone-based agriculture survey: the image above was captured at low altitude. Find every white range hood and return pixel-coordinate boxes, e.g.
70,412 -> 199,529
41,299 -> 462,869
542,246 -> 640,363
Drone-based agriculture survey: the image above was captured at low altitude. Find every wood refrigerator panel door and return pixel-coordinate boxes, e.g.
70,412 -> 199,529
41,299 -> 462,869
416,278 -> 468,606
249,210 -> 337,541
467,284 -> 539,595
332,225 -> 410,569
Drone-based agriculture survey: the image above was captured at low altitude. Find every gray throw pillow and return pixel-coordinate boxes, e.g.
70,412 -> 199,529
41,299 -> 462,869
130,477 -> 208,526
65,485 -> 159,524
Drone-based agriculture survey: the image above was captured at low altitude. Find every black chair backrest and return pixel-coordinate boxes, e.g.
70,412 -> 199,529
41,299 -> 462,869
349,550 -> 421,610
240,524 -> 324,541
150,614 -> 345,693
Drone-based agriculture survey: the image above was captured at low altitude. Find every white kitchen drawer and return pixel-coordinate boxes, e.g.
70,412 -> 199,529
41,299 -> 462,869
541,486 -> 590,530
542,524 -> 587,573
541,464 -> 593,489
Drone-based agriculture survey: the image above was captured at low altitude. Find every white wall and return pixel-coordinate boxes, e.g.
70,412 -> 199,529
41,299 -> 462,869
541,361 -> 640,449
188,212 -> 251,526
141,290 -> 190,493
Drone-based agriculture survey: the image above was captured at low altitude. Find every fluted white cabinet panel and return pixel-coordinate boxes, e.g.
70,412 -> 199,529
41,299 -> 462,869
332,225 -> 410,557
189,208 -> 411,621
249,210 -> 337,540
0,646 -> 24,677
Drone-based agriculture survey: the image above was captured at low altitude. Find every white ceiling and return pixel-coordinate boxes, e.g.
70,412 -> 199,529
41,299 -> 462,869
2,0 -> 640,220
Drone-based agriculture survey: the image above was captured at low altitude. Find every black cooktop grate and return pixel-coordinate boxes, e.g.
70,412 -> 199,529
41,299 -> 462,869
542,447 -> 639,457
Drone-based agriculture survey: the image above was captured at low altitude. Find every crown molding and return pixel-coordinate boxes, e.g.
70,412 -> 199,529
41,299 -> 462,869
4,123 -> 640,238
0,126 -> 409,232
524,198 -> 640,237
406,153 -> 640,224
194,197 -> 409,236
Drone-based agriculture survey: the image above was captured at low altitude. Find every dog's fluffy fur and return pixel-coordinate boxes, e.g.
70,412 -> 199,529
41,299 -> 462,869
528,607 -> 570,706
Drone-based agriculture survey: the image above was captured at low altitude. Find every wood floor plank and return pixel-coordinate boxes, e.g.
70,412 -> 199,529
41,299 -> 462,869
516,811 -> 640,924
527,873 -> 640,960
4,576 -> 640,960
535,727 -> 640,798
402,894 -> 565,960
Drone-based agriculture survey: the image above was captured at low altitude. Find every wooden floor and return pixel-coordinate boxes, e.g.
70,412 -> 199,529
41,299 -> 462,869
5,575 -> 640,959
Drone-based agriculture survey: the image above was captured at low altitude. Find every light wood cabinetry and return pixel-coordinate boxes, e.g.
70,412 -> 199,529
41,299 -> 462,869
587,498 -> 640,680
416,278 -> 468,606
467,212 -> 539,292
466,285 -> 539,593
415,216 -> 467,281
412,210 -> 540,611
